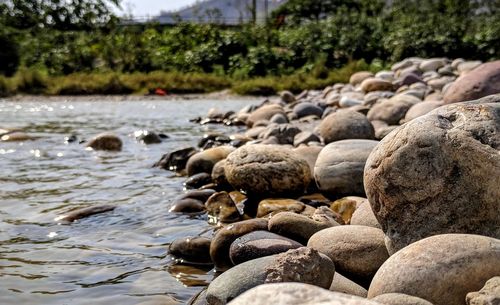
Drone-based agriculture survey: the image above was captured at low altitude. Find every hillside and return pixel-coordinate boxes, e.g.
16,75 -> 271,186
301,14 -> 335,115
157,0 -> 287,24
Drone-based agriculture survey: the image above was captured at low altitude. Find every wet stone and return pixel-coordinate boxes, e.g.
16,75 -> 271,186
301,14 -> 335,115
169,236 -> 212,265
184,173 -> 213,190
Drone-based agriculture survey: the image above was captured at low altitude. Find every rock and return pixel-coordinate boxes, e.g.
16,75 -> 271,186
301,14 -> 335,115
134,130 -> 163,144
259,124 -> 302,145
264,247 -> 335,289
403,100 -> 443,122
419,58 -> 446,72
368,234 -> 500,305
169,237 -> 212,265
364,91 -> 395,106
256,198 -> 306,217
330,196 -> 365,224
228,283 -> 381,305
206,255 -> 275,304
178,189 -> 217,202
339,96 -> 364,108
198,133 -> 231,149
210,218 -> 269,271
280,91 -> 295,103
350,71 -> 374,86
229,231 -> 303,265
212,160 -> 231,190
154,147 -> 197,172
0,131 -> 34,142
293,145 -> 323,177
360,78 -> 394,93
350,200 -> 381,229
444,61 -> 500,103
245,126 -> 266,139
184,173 -> 212,189
372,293 -> 434,305
205,192 -> 241,224
375,71 -> 394,81
375,125 -> 398,140
293,102 -> 323,118
457,60 -> 483,74
319,110 -> 375,144
364,96 -> 500,252
293,131 -> 321,146
269,113 -> 288,124
86,132 -> 122,151
186,146 -> 235,177
207,248 -> 335,305
169,198 -> 205,213
308,225 -> 389,285
314,140 -> 378,199
247,104 -> 286,127
55,205 -> 116,223
398,73 -> 424,86
330,273 -> 368,298
466,277 -> 500,305
367,94 -> 421,124
268,207 -> 340,244
428,76 -> 455,91
224,144 -> 311,198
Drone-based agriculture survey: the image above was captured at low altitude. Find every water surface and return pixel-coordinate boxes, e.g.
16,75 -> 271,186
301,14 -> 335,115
0,97 -> 255,305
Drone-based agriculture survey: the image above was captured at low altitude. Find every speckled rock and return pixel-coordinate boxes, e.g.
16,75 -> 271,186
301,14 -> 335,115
247,104 -> 286,127
169,236 -> 212,265
314,140 -> 379,200
210,218 -> 269,271
224,144 -> 311,198
367,94 -> 421,125
372,293 -> 434,305
308,225 -> 389,285
186,146 -> 235,177
444,61 -> 500,103
330,273 -> 368,298
364,96 -> 500,252
466,277 -> 500,305
319,110 -> 375,143
86,132 -> 122,151
229,231 -> 302,265
350,200 -> 381,229
228,283 -> 382,305
368,234 -> 500,305
268,207 -> 340,244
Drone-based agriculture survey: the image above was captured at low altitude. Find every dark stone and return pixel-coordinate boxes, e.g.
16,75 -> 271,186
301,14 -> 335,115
56,205 -> 116,223
184,173 -> 213,190
153,147 -> 197,172
169,236 -> 212,265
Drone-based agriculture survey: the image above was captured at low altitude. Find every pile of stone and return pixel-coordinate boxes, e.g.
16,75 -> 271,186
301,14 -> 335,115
161,58 -> 500,305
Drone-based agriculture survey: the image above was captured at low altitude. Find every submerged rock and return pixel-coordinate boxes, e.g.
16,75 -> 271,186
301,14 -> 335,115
55,205 -> 116,223
86,132 -> 122,151
169,236 -> 212,265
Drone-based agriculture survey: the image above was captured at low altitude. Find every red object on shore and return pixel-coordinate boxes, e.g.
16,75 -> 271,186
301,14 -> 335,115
155,88 -> 167,96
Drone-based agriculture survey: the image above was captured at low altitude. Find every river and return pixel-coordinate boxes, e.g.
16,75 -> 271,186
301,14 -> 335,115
0,97 -> 257,305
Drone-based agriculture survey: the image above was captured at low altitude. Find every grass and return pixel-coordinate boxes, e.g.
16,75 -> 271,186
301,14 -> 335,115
0,60 -> 384,97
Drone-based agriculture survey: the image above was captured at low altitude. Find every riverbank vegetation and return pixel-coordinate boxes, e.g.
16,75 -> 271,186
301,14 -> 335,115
1,0 -> 499,96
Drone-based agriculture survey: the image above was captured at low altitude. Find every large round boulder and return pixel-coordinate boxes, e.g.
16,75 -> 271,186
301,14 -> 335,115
444,61 -> 500,104
315,140 -> 378,200
318,110 -> 375,143
368,234 -> 500,305
225,144 -> 311,198
364,96 -> 500,253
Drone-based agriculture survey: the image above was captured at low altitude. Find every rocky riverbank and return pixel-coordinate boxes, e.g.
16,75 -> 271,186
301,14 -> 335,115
3,57 -> 499,305
161,57 -> 500,305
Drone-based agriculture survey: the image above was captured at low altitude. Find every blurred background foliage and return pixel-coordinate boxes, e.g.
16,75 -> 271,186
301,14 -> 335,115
0,0 -> 499,95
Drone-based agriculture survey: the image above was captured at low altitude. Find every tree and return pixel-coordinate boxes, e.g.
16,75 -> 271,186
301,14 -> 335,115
0,0 -> 120,31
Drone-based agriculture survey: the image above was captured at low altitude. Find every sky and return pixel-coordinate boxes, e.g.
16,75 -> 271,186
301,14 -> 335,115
117,0 -> 199,17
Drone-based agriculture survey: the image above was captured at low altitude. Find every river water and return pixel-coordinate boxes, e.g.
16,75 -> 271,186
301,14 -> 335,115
0,97 -> 257,305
